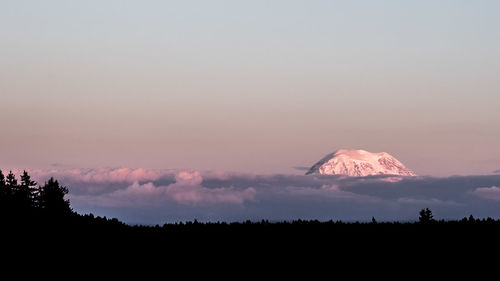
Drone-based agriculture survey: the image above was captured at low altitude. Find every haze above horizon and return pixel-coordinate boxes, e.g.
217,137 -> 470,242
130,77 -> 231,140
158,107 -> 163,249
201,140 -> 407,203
1,1 -> 499,176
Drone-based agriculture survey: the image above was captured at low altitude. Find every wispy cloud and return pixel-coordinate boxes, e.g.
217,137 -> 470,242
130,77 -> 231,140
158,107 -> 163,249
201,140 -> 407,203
292,166 -> 311,171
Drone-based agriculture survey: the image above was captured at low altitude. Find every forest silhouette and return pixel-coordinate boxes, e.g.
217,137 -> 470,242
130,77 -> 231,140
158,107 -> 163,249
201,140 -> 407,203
2,169 -> 500,256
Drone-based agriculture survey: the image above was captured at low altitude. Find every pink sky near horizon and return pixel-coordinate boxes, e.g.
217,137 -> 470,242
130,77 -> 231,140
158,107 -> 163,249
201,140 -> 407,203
1,1 -> 500,177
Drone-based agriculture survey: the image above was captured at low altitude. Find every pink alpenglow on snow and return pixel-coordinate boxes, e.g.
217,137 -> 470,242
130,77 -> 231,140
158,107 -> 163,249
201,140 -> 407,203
306,149 -> 417,177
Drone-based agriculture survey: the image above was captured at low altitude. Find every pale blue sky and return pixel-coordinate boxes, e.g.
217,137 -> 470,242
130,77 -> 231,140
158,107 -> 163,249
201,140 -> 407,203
1,0 -> 499,176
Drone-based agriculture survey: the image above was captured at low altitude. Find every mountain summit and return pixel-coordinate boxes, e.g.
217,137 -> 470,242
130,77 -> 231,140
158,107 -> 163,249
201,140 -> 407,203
306,149 -> 416,177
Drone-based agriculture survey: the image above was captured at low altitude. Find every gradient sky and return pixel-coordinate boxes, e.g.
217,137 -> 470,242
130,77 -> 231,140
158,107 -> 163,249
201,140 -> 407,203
1,0 -> 499,176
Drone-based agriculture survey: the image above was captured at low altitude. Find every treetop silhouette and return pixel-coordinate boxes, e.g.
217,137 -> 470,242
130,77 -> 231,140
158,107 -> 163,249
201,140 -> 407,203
419,208 -> 434,223
0,170 -> 72,219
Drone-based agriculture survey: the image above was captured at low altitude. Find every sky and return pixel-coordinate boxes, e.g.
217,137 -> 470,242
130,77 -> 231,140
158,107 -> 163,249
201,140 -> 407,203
1,0 -> 500,176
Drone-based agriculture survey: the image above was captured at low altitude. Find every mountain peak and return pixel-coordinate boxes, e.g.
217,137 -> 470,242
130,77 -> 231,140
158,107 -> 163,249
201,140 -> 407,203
306,149 -> 416,177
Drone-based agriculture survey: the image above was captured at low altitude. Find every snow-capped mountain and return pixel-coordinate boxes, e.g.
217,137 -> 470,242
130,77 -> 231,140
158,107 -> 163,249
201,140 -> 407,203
306,149 -> 416,177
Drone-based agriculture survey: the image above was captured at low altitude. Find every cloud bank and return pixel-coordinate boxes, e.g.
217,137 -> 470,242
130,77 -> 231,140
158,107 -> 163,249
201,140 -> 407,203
18,168 -> 500,224
474,186 -> 500,201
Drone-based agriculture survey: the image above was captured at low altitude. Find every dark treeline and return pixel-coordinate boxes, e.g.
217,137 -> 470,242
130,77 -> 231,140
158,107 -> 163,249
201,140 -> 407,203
0,170 -> 71,219
2,169 -> 500,229
3,169 -> 500,259
0,169 -> 126,230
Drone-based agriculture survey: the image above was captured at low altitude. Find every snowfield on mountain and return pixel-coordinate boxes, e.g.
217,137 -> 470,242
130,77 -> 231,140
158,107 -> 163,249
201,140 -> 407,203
306,149 -> 416,177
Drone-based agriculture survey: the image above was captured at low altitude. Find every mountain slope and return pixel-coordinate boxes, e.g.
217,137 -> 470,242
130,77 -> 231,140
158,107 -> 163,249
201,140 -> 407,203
306,149 -> 416,177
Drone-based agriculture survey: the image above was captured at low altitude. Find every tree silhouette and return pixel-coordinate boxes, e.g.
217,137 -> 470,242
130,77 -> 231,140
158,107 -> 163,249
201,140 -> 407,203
38,177 -> 72,216
419,208 -> 434,223
18,170 -> 38,210
4,171 -> 19,214
6,171 -> 17,187
468,214 -> 475,223
0,170 -> 5,187
0,170 -> 6,195
0,170 -> 8,213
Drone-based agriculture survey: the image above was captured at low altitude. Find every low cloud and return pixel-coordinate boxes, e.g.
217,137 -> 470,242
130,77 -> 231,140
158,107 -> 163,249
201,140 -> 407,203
396,197 -> 460,206
167,184 -> 256,205
292,166 -> 311,171
166,170 -> 256,205
473,186 -> 500,201
26,167 -> 165,183
70,170 -> 256,207
15,167 -> 500,224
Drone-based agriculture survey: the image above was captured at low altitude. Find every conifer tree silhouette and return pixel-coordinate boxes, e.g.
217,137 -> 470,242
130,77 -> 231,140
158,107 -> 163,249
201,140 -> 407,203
0,170 -> 5,187
5,171 -> 19,215
6,171 -> 17,187
19,170 -> 38,210
419,208 -> 434,223
39,177 -> 71,216
0,170 -> 8,213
